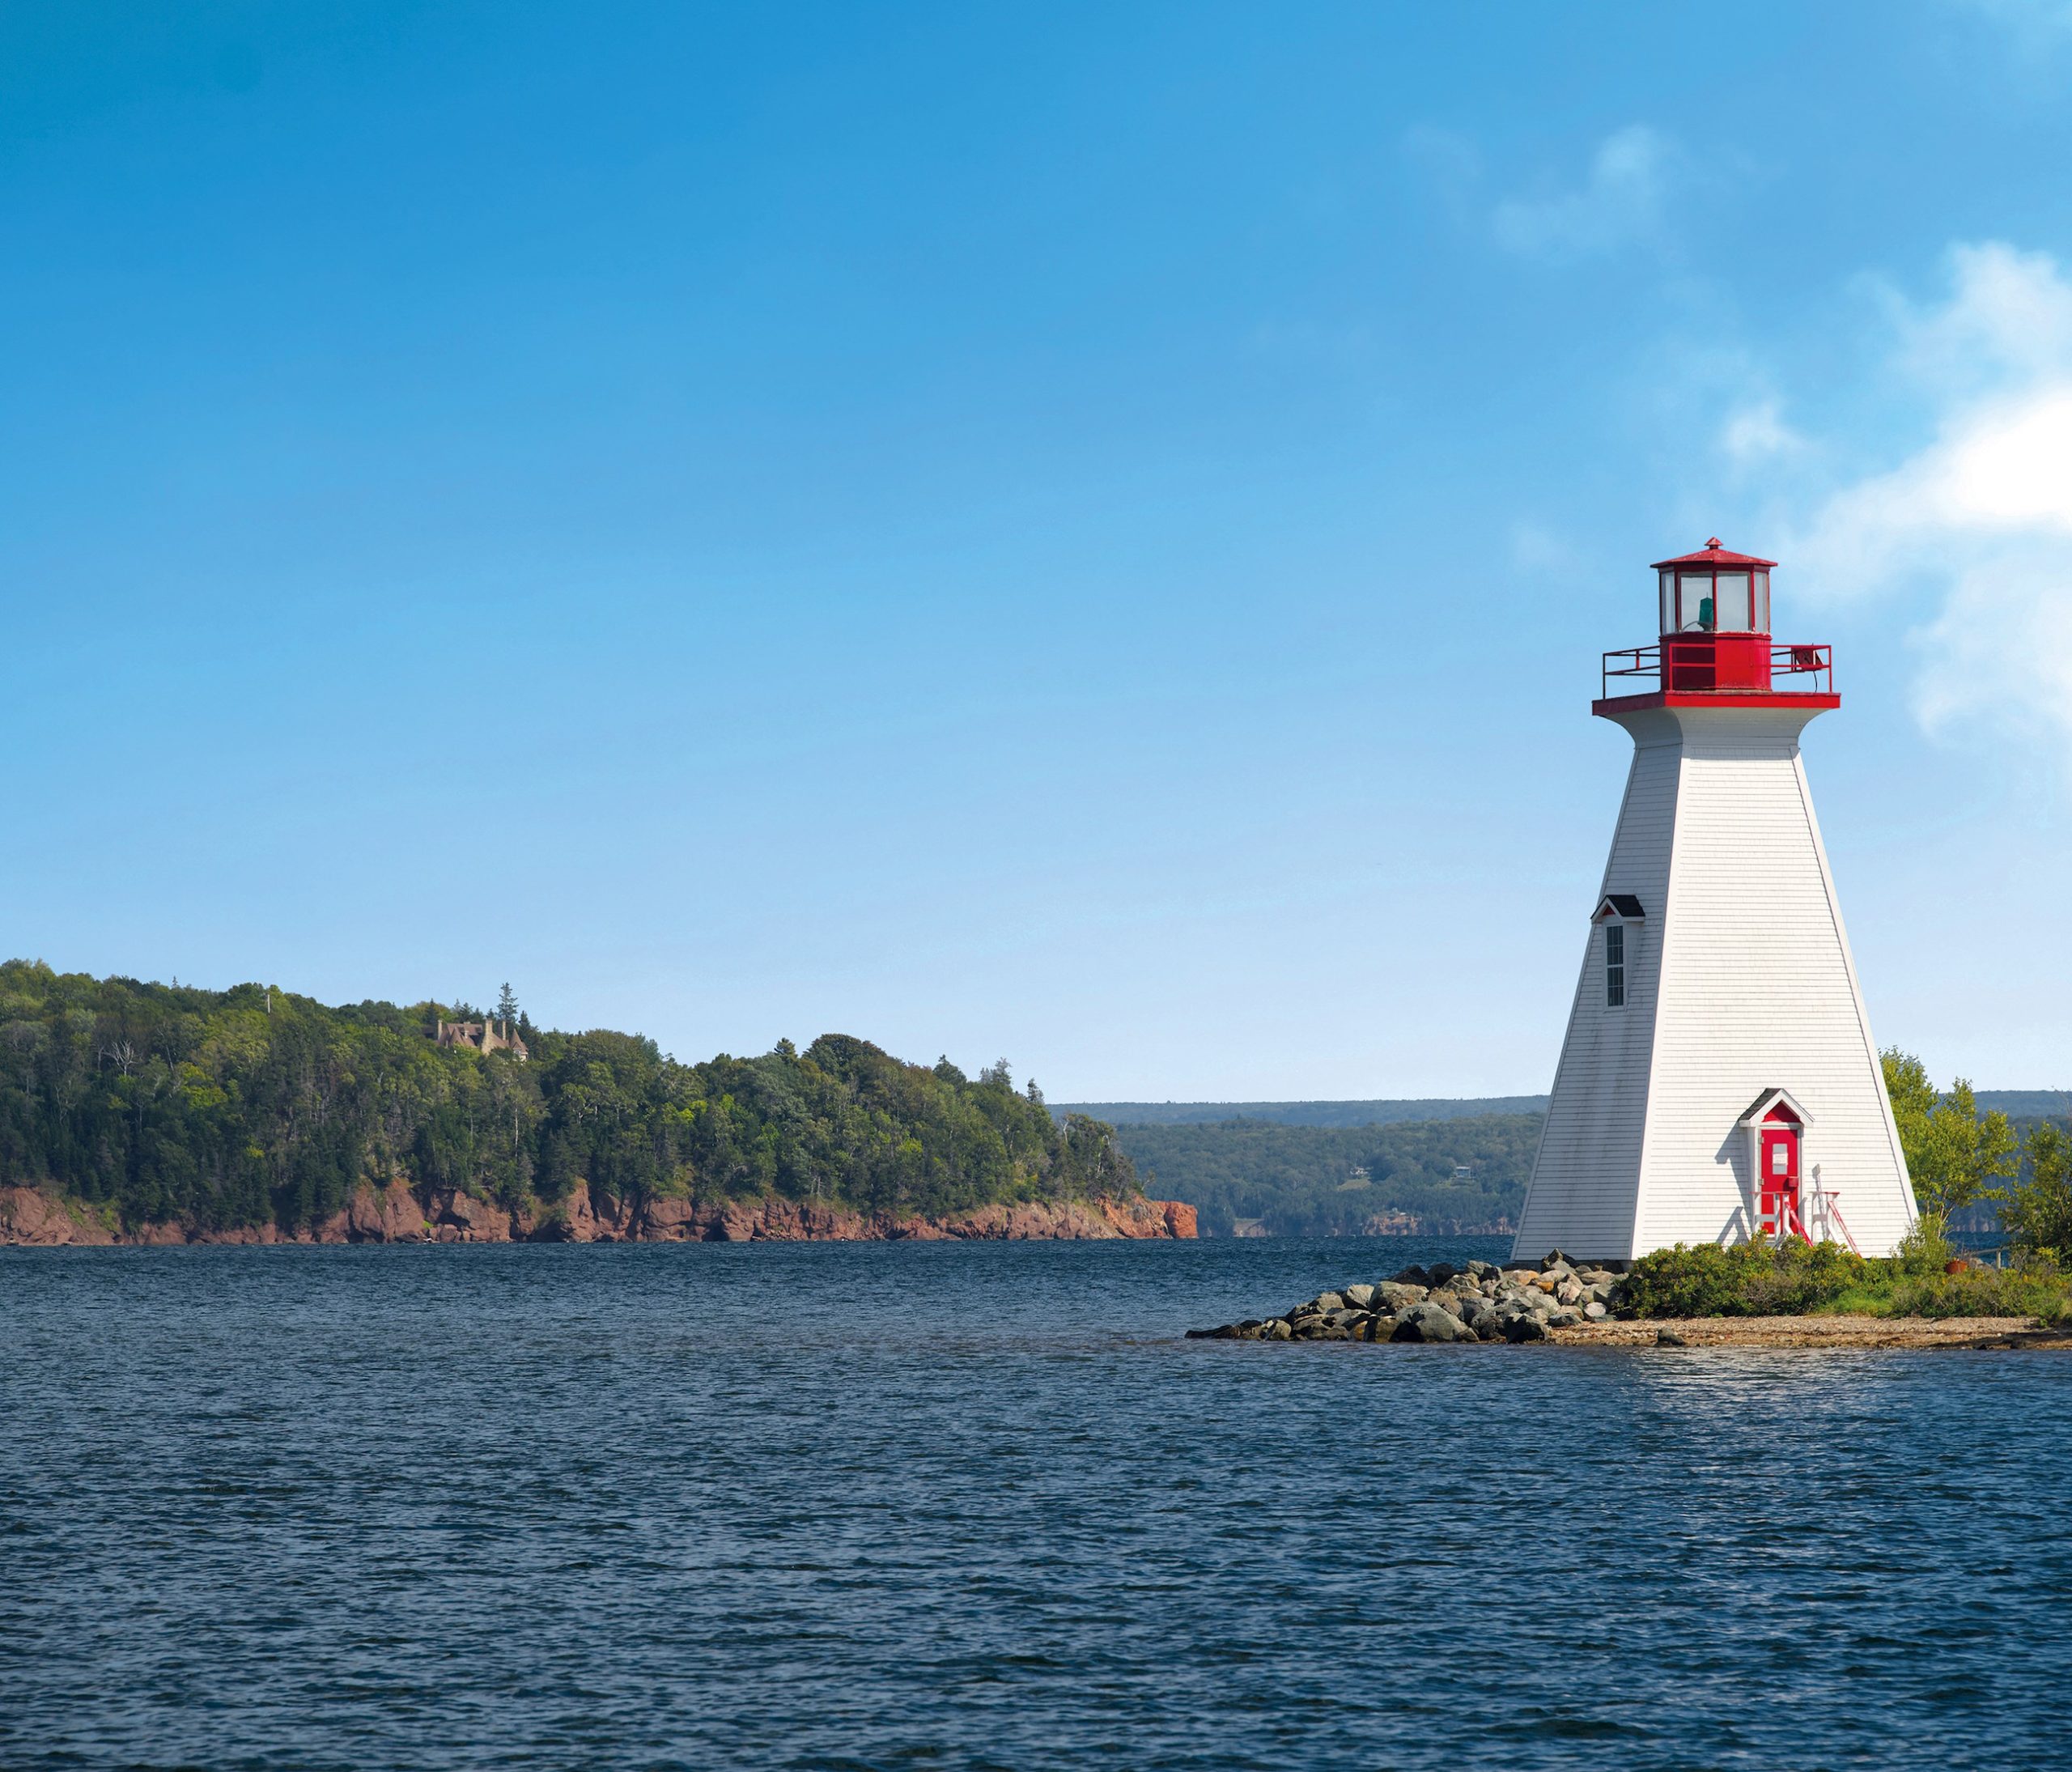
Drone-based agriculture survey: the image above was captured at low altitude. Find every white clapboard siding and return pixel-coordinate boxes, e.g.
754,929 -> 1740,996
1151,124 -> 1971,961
1514,703 -> 1916,1261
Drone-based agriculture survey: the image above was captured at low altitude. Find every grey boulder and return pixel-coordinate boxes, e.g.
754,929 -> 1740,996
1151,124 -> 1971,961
1391,1302 -> 1475,1344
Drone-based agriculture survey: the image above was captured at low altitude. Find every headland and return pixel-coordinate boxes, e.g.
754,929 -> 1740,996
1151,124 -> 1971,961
0,962 -> 1190,1248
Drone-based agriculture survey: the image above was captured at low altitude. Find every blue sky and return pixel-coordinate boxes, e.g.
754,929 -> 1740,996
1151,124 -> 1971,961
3,1 -> 2070,1098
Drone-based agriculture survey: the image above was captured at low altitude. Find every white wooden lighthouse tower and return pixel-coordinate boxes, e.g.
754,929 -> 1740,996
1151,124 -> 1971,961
1513,542 -> 1917,1262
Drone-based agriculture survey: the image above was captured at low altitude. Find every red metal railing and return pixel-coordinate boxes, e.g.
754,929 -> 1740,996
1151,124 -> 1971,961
1774,642 -> 1833,694
1815,1192 -> 1861,1256
1602,644 -> 1662,699
1599,640 -> 1833,699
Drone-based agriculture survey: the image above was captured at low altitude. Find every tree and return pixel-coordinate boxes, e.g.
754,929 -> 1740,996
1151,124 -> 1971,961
1881,1048 -> 2019,1228
1998,1121 -> 2072,1263
496,983 -> 518,1029
0,962 -> 1144,1233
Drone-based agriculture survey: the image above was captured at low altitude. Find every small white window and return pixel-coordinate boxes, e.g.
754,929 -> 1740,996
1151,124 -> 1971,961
1605,923 -> 1625,1008
1772,1141 -> 1789,1175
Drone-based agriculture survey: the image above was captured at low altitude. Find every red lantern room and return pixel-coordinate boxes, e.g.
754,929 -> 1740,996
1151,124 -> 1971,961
1596,538 -> 1836,715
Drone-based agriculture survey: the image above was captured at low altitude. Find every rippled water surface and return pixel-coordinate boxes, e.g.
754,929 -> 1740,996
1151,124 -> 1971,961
3,1237 -> 2069,1770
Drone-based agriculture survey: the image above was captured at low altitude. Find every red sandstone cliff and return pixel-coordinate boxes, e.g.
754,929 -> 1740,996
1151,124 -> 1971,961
0,1180 -> 1197,1247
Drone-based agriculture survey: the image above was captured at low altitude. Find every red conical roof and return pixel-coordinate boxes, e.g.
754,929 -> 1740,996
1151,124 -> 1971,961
1651,537 -> 1777,569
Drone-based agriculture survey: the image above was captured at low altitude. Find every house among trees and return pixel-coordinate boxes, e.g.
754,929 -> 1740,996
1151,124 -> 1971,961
435,1017 -> 529,1061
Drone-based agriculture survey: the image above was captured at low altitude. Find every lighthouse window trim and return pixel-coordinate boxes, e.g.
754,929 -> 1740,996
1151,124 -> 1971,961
1605,923 -> 1626,1008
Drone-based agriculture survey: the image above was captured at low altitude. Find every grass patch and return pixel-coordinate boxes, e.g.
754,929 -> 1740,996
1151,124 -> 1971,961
1617,1239 -> 2072,1324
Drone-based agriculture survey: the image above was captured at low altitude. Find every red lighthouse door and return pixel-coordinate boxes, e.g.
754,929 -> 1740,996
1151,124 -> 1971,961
1759,1124 -> 1800,1239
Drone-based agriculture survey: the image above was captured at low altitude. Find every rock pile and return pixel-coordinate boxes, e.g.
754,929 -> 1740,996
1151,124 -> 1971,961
1185,1251 -> 1623,1345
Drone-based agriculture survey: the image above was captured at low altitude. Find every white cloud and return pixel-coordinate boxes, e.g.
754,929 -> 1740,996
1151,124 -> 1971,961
1720,398 -> 1807,467
1913,553 -> 2072,747
1492,125 -> 1677,259
1785,243 -> 2072,756
1887,241 -> 2072,393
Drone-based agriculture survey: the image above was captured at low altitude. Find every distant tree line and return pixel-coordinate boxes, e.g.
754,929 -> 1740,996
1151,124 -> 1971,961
1883,1049 -> 2072,1261
1125,1060 -> 2072,1248
1110,1114 -> 1539,1236
0,962 -> 1138,1234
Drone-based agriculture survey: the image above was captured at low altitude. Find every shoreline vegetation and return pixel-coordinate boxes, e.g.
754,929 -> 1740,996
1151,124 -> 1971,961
0,962 -> 1191,1247
1189,1239 -> 2072,1350
1187,1049 -> 2072,1345
1098,1054 -> 2069,1240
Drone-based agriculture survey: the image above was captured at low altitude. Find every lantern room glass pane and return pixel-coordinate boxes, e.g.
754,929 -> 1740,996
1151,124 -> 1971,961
1753,570 -> 1770,631
1658,569 -> 1675,634
1715,572 -> 1751,631
1678,572 -> 1713,630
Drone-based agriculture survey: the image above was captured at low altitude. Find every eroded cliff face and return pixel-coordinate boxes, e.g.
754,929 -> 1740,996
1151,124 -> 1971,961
0,1187 -> 115,1246
614,1191 -> 1196,1243
0,1180 -> 1197,1247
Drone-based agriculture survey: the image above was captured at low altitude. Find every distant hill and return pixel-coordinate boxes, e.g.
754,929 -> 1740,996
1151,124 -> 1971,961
1107,1115 -> 1540,1238
0,962 -> 1141,1238
1078,1088 -> 2070,1238
1058,1096 -> 1550,1128
1067,1090 -> 2065,1128
1976,1090 -> 2072,1120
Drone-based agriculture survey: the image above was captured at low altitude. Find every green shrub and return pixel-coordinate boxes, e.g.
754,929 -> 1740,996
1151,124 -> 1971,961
1740,1239 -> 1871,1314
1617,1242 -> 1767,1317
1618,1239 -> 1870,1318
1619,1237 -> 2072,1324
1892,1217 -> 1958,1276
1885,1263 -> 2072,1324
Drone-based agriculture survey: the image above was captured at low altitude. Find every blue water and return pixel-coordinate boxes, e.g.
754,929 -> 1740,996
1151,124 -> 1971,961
3,1237 -> 2068,1771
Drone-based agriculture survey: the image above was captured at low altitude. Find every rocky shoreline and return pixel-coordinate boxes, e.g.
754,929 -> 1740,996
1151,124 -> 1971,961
1188,1250 -> 1617,1343
0,1180 -> 1198,1247
1186,1250 -> 2072,1349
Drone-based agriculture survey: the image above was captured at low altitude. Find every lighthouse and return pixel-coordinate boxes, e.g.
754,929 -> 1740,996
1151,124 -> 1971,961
1512,542 -> 1917,1262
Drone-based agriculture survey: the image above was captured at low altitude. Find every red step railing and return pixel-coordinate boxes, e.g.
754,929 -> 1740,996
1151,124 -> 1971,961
1755,1189 -> 1860,1253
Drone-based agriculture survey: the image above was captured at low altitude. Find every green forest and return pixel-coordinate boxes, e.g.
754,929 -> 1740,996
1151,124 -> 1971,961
1119,1060 -> 2072,1243
0,962 -> 1138,1234
1112,1114 -> 1539,1237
